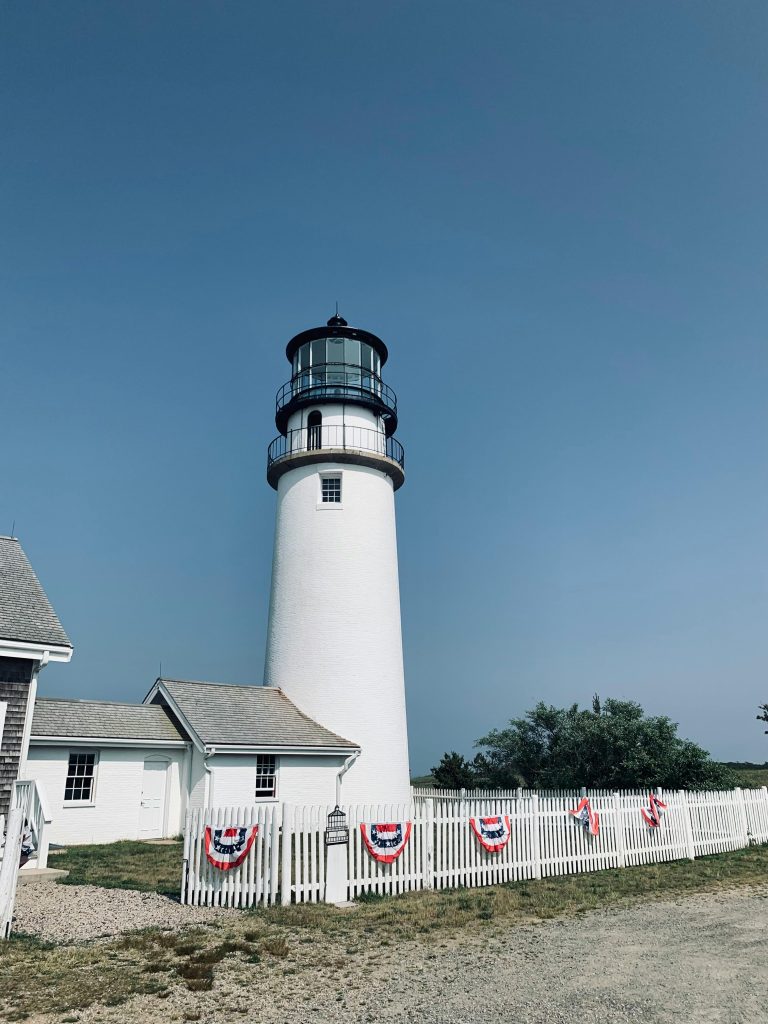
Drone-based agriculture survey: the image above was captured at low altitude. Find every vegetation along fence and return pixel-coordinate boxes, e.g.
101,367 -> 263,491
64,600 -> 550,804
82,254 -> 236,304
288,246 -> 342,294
181,786 -> 768,908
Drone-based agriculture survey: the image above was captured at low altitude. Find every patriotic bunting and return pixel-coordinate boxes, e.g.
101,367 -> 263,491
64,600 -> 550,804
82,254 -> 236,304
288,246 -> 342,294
360,822 -> 412,863
569,797 -> 600,837
204,825 -> 258,870
469,815 -> 512,853
641,793 -> 667,828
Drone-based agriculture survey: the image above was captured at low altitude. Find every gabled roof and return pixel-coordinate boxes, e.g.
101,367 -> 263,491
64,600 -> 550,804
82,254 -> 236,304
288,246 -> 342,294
0,537 -> 72,649
148,677 -> 358,750
32,698 -> 184,742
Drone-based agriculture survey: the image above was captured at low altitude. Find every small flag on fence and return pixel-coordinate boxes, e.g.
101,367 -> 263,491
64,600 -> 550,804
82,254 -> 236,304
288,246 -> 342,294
641,793 -> 667,828
469,815 -> 512,853
569,797 -> 600,837
204,825 -> 258,870
360,822 -> 412,863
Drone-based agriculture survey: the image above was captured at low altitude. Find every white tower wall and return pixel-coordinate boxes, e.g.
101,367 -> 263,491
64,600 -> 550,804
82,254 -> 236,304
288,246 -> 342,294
264,454 -> 411,806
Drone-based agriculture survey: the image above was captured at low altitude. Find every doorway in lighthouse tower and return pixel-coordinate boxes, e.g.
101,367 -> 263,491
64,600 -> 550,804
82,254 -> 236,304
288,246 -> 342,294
307,410 -> 322,450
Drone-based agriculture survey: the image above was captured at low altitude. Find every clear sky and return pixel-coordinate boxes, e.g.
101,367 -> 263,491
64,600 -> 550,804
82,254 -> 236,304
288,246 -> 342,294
3,2 -> 767,773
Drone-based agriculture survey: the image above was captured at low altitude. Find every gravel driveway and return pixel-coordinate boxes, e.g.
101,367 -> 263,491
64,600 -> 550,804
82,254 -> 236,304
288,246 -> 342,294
13,882 -> 768,1022
13,881 -> 232,942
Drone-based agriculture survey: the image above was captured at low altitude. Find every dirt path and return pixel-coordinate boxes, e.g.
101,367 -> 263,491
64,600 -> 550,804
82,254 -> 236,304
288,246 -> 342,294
65,883 -> 767,1024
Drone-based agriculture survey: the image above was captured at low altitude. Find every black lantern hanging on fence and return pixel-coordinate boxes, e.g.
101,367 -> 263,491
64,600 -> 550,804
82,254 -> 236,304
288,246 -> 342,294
325,806 -> 349,846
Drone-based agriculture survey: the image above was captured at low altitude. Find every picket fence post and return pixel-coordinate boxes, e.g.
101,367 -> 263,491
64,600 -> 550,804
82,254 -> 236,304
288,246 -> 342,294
424,799 -> 435,890
679,790 -> 696,860
613,792 -> 626,868
280,804 -> 292,907
531,794 -> 542,880
180,809 -> 191,904
734,788 -> 749,847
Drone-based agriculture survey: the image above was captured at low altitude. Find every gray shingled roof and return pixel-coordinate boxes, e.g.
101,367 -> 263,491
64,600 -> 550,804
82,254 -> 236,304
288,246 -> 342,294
0,537 -> 72,648
152,678 -> 358,749
32,698 -> 184,742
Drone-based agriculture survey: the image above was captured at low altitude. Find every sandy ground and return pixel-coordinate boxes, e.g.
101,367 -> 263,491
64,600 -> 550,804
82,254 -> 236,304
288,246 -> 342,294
12,882 -> 768,1023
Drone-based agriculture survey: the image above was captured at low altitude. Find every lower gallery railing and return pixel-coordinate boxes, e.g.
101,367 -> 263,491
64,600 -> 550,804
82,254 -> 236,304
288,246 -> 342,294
267,425 -> 405,470
180,786 -> 768,909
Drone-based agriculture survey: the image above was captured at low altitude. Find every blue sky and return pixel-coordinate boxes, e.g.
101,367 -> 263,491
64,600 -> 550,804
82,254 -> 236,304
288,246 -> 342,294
2,2 -> 767,772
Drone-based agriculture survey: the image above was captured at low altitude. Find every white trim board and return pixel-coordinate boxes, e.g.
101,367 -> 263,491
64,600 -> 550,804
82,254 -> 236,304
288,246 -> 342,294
0,701 -> 6,749
30,735 -> 190,750
0,639 -> 72,663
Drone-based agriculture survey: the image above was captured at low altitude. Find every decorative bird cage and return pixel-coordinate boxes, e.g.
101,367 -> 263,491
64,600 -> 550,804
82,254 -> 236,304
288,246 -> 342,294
324,806 -> 349,846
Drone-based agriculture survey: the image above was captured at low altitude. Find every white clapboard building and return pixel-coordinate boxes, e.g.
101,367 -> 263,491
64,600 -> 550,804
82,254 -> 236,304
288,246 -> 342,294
21,311 -> 412,844
27,679 -> 359,844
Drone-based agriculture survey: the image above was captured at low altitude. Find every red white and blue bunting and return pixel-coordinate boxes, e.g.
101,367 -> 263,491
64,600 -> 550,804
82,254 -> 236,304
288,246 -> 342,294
204,825 -> 258,870
360,822 -> 412,863
569,797 -> 600,837
641,793 -> 667,828
469,815 -> 512,853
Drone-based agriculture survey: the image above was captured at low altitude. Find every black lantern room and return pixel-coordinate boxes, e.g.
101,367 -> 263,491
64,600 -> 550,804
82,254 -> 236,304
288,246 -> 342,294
274,313 -> 398,436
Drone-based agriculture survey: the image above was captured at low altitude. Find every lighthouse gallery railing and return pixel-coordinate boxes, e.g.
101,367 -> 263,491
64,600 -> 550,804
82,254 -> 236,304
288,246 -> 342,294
267,425 -> 405,471
275,365 -> 398,421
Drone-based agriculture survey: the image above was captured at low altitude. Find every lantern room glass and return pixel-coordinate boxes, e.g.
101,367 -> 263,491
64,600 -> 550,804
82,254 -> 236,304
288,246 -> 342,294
291,336 -> 382,397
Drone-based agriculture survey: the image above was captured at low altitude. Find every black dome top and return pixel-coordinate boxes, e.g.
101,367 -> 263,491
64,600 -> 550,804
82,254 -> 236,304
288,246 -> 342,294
326,313 -> 348,327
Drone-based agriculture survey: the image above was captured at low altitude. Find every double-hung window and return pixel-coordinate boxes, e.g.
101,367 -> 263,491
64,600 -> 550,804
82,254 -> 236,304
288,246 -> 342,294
64,752 -> 97,803
321,476 -> 342,503
255,755 -> 277,798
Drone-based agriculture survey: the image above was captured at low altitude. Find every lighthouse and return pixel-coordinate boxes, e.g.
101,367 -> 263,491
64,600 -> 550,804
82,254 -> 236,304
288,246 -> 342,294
264,313 -> 411,806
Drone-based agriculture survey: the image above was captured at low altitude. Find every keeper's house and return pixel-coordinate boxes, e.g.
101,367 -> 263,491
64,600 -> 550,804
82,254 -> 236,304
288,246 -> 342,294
0,536 -> 73,824
26,678 -> 358,845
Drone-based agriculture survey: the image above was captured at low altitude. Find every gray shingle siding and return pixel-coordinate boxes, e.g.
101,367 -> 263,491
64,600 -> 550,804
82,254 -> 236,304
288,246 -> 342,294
151,678 -> 358,749
0,537 -> 72,649
0,657 -> 34,820
32,699 -> 184,742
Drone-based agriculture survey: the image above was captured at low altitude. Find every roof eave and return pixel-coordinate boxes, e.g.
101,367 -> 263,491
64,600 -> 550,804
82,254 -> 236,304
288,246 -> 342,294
30,735 -> 190,749
204,743 -> 362,756
0,638 -> 73,663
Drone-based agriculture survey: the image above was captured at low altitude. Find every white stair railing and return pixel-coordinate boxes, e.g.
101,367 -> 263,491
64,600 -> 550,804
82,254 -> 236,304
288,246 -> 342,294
0,807 -> 24,938
0,779 -> 52,939
15,779 -> 51,871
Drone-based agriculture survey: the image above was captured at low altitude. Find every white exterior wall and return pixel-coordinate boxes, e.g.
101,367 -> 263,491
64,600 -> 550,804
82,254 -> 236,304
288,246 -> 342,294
189,746 -> 208,811
264,449 -> 411,805
26,744 -> 186,845
286,403 -> 384,433
207,752 -> 344,807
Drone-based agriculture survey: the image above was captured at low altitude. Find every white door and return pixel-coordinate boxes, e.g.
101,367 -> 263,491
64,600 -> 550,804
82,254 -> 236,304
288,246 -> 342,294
138,760 -> 167,839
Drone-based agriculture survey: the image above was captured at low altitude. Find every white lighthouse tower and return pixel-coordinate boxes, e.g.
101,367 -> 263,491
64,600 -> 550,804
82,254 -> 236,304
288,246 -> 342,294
264,313 -> 411,806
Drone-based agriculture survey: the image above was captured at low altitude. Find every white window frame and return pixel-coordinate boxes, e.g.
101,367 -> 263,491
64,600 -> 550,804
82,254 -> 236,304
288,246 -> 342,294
254,754 -> 278,801
317,471 -> 343,509
63,749 -> 99,807
0,701 -> 6,751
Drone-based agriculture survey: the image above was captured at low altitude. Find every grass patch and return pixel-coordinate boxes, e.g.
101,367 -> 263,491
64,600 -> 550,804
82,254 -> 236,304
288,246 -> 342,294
261,935 -> 290,958
54,840 -> 183,896
732,767 -> 768,788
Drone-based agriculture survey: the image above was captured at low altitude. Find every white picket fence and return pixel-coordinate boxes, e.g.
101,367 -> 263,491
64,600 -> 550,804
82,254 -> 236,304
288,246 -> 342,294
181,786 -> 768,908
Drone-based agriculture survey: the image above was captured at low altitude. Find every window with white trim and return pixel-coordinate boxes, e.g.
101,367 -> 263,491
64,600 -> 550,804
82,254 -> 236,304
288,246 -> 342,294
321,475 -> 342,503
255,755 -> 277,798
64,751 -> 97,802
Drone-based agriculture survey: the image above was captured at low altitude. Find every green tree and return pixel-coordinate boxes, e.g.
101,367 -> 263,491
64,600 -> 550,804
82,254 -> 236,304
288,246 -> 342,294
468,696 -> 735,790
430,751 -> 477,789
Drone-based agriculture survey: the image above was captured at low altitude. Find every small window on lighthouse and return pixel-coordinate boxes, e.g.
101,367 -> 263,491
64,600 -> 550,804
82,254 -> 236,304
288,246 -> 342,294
321,475 -> 342,503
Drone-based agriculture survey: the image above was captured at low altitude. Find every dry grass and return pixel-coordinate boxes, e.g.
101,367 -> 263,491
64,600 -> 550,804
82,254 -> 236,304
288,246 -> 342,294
2,844 -> 767,1020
